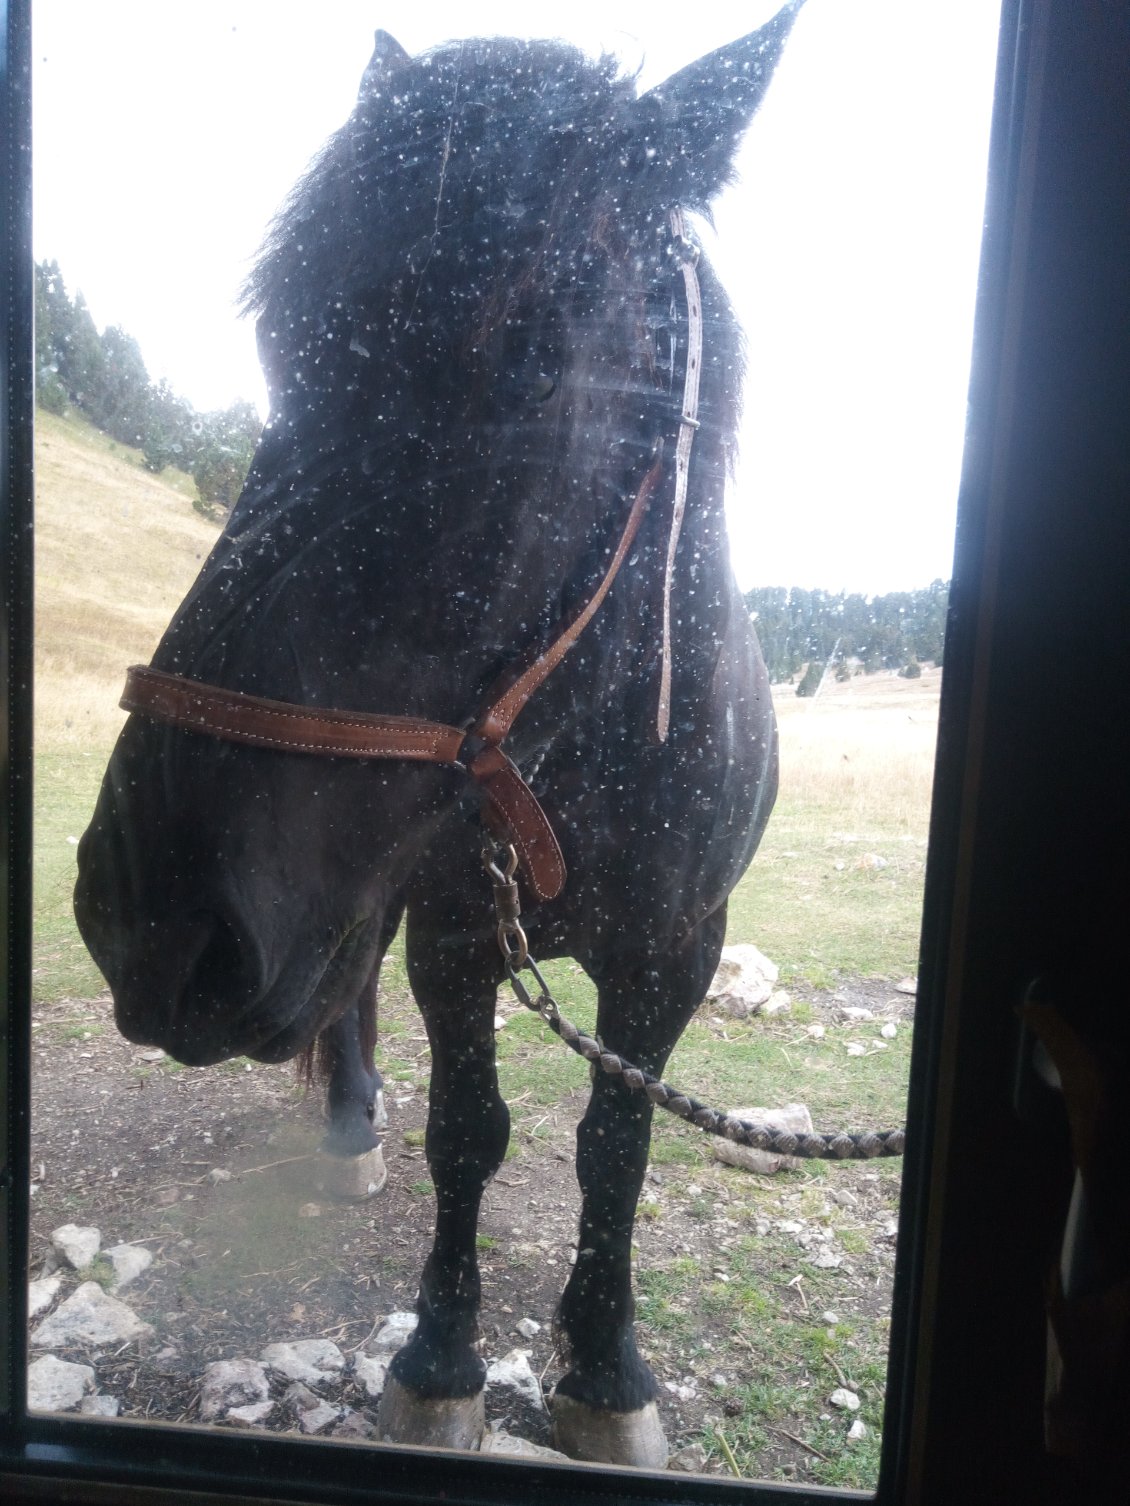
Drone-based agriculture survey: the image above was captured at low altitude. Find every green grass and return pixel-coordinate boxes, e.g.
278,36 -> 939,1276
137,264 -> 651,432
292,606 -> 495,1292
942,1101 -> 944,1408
621,1193 -> 897,1489
33,750 -> 113,1002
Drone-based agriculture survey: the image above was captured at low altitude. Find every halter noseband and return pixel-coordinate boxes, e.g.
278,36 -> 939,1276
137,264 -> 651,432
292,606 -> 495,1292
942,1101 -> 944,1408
120,210 -> 704,905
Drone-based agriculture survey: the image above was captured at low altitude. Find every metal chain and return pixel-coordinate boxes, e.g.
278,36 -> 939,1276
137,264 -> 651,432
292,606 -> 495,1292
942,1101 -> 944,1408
484,844 -> 907,1161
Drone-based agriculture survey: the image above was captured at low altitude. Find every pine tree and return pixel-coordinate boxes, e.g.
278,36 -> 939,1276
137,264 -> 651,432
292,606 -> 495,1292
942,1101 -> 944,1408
796,659 -> 822,697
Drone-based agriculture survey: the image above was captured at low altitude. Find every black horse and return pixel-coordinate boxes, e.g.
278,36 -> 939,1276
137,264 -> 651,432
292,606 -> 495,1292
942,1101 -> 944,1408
75,4 -> 803,1465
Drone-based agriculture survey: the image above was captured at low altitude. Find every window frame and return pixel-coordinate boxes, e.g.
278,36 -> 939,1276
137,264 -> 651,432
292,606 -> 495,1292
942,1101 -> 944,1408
7,0 -> 1126,1500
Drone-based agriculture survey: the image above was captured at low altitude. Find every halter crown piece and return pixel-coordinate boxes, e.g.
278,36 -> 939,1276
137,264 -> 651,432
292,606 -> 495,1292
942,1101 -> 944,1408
120,212 -> 705,905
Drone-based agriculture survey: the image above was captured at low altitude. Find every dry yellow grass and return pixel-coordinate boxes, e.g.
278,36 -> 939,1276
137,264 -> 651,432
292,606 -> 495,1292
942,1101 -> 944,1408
728,668 -> 940,980
34,409 -> 220,750
774,666 -> 940,840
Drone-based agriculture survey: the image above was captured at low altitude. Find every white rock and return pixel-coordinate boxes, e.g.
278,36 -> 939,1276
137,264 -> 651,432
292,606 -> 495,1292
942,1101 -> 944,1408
812,1247 -> 844,1269
225,1400 -> 275,1428
668,1442 -> 710,1472
199,1359 -> 270,1421
857,852 -> 888,870
515,1317 -> 541,1339
208,1168 -> 233,1184
105,1243 -> 153,1293
840,1006 -> 874,1022
480,1429 -> 569,1462
713,1103 -> 814,1175
830,1387 -> 861,1412
50,1223 -> 101,1271
846,1043 -> 867,1057
895,977 -> 917,996
298,1400 -> 340,1434
260,1339 -> 345,1385
27,1355 -> 95,1411
706,944 -> 779,1018
335,1407 -> 377,1440
822,1311 -> 840,1325
881,1022 -> 899,1039
28,1275 -> 63,1320
485,1349 -> 544,1412
806,1024 -> 826,1040
283,1381 -> 340,1434
847,1418 -> 868,1441
353,1353 -> 389,1399
762,990 -> 792,1015
31,1282 -> 153,1349
369,1311 -> 418,1353
78,1393 -> 121,1417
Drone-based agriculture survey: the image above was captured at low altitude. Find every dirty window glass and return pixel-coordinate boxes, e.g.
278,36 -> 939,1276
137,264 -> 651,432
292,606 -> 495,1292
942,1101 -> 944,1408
29,0 -> 1000,1490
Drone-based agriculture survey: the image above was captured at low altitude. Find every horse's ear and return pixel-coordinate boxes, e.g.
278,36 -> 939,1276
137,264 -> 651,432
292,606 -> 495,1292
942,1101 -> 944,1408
358,29 -> 410,97
630,0 -> 806,204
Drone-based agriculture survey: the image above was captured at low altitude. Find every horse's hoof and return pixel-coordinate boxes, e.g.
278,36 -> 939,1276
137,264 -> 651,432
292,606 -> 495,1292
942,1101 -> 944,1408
313,1144 -> 387,1200
551,1394 -> 668,1468
376,1375 -> 484,1450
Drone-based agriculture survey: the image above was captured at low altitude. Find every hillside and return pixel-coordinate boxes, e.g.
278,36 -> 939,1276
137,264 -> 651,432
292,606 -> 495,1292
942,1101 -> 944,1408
34,409 -> 221,750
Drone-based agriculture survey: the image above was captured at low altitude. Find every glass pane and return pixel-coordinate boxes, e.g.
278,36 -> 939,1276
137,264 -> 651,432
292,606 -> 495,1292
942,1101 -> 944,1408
29,0 -> 1000,1489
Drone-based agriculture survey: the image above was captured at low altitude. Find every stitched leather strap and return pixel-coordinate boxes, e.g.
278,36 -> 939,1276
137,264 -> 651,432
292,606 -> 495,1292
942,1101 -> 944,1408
120,666 -> 568,901
120,666 -> 467,762
471,456 -> 662,746
655,207 -> 703,744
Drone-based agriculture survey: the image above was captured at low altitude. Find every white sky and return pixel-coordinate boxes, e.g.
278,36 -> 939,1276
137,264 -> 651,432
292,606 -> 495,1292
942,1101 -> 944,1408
32,1 -> 1001,594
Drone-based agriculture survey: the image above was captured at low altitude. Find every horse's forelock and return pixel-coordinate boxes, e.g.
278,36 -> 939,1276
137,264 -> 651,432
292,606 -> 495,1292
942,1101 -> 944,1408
242,39 -> 633,323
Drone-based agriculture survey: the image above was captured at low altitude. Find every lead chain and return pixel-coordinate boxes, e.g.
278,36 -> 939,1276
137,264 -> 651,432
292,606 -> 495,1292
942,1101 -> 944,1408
484,842 -> 905,1161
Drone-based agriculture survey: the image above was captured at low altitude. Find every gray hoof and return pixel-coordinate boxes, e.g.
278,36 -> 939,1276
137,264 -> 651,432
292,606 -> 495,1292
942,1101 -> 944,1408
376,1374 -> 485,1450
313,1144 -> 387,1200
551,1393 -> 668,1468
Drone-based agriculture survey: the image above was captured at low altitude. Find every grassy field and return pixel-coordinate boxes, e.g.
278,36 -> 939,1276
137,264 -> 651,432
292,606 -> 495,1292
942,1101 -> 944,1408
33,409 -> 220,1002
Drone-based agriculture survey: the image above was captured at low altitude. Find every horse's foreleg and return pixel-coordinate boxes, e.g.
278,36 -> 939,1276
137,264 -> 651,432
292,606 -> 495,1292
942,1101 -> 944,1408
317,906 -> 403,1198
377,936 -> 507,1450
313,984 -> 388,1200
553,913 -> 726,1467
321,978 -> 384,1155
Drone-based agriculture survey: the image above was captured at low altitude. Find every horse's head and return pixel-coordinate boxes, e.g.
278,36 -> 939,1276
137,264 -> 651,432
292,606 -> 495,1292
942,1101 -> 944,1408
74,5 -> 801,1066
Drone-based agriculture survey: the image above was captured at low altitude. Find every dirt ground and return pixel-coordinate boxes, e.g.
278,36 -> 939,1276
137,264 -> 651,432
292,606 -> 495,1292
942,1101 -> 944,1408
29,980 -> 908,1486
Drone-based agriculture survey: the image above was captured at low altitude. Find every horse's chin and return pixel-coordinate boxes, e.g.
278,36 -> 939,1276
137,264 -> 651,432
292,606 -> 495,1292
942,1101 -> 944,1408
112,916 -> 378,1068
242,1010 -> 323,1064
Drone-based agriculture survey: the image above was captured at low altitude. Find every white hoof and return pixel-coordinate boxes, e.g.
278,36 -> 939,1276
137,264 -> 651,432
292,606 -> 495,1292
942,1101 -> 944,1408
313,1144 -> 387,1200
376,1374 -> 485,1450
551,1393 -> 669,1468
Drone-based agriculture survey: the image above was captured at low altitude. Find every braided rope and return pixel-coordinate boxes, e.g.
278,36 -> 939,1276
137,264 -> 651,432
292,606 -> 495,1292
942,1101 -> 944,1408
507,963 -> 905,1160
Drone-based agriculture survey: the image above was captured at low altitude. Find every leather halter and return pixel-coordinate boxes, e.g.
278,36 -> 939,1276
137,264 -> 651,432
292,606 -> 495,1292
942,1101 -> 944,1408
120,211 -> 704,905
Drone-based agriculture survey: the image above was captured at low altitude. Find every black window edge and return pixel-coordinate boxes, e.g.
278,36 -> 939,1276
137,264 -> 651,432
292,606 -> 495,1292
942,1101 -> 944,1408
1,0 -> 1077,1501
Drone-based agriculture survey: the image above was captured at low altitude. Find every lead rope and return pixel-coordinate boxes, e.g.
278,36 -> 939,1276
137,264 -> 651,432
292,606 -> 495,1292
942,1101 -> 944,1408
485,844 -> 906,1161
